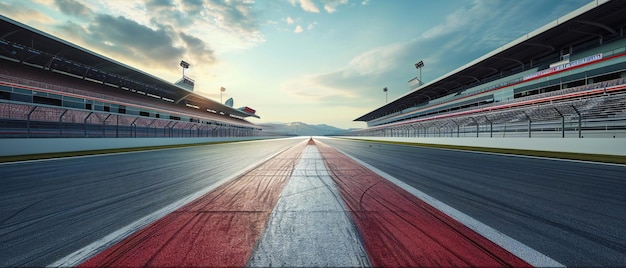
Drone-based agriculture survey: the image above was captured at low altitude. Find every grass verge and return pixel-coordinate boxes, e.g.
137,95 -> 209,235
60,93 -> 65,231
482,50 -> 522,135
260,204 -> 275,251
341,138 -> 626,165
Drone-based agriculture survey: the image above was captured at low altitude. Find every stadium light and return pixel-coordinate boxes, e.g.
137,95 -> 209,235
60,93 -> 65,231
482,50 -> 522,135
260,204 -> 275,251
414,60 -> 424,85
220,87 -> 226,103
180,60 -> 190,77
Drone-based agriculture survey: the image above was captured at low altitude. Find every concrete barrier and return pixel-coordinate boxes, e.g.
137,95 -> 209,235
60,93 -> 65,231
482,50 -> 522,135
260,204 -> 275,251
343,137 -> 626,156
0,137 -> 282,157
2,136 -> 623,157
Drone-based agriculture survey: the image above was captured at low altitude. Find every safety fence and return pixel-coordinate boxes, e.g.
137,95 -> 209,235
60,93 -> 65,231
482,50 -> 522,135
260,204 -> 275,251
0,101 -> 261,138
352,91 -> 626,138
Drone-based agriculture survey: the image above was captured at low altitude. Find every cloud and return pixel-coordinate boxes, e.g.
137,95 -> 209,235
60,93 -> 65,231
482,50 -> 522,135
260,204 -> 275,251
73,14 -> 186,69
281,73 -> 360,103
323,0 -> 348,13
279,2 -> 508,105
90,1 -> 264,51
344,43 -> 409,77
180,0 -> 204,16
205,0 -> 259,34
284,17 -> 316,33
145,0 -> 173,9
279,43 -> 411,106
179,32 -> 217,64
289,0 -> 348,14
0,2 -> 56,25
45,0 -> 264,70
421,1 -> 493,40
298,0 -> 320,13
54,0 -> 92,17
280,50 -> 393,106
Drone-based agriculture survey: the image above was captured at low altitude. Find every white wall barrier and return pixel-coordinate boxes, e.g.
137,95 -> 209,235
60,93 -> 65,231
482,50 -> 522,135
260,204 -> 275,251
2,136 -> 624,157
0,137 -> 281,157
344,137 -> 626,156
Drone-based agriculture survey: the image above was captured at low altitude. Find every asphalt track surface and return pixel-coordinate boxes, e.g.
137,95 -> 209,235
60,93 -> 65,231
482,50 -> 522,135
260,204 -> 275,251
63,139 -> 530,267
1,137 -> 624,267
0,138 -> 304,267
319,138 -> 626,267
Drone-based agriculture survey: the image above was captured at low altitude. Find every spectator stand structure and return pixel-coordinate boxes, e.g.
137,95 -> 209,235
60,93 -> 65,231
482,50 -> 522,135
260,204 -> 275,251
353,0 -> 626,139
0,15 -> 262,139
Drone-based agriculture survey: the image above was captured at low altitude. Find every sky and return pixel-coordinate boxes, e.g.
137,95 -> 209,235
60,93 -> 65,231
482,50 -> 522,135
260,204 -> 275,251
0,0 -> 591,129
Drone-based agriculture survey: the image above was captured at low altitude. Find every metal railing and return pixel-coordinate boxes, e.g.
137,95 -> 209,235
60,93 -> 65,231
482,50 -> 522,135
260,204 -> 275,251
352,91 -> 626,138
0,101 -> 263,138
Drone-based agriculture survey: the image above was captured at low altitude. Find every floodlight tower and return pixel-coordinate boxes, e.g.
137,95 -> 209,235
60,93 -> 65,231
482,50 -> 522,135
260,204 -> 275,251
220,87 -> 226,103
414,60 -> 424,85
180,60 -> 190,77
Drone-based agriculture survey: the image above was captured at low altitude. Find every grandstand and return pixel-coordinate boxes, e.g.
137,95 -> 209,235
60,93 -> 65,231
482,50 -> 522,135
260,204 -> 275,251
0,15 -> 261,138
353,0 -> 626,138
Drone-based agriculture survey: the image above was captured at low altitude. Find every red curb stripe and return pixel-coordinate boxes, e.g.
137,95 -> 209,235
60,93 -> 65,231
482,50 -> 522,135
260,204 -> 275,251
315,140 -> 531,267
79,140 -> 307,268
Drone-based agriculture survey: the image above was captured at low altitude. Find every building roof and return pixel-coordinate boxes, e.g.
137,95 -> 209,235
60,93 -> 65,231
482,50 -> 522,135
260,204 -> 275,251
355,0 -> 625,122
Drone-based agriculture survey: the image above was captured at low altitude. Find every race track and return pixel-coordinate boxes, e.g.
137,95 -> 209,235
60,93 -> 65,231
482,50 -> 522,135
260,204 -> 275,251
1,137 -> 624,267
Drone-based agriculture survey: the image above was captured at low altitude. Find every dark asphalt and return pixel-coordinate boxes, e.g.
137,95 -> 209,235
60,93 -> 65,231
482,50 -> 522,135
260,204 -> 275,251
0,137 -> 305,267
319,138 -> 626,267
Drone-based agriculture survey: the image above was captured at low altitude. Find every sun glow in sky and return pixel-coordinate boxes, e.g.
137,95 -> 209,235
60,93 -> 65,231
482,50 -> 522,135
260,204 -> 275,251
0,0 -> 590,129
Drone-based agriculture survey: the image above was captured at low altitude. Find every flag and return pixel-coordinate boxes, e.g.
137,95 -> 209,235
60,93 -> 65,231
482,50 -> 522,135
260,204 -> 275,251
220,87 -> 226,92
383,87 -> 388,92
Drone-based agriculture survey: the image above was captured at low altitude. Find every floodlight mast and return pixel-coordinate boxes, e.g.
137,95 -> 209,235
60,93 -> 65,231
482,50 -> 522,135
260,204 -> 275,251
180,60 -> 190,77
414,60 -> 424,86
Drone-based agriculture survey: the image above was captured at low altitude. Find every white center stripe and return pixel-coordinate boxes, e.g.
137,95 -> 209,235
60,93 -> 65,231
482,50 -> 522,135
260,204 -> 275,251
248,145 -> 370,267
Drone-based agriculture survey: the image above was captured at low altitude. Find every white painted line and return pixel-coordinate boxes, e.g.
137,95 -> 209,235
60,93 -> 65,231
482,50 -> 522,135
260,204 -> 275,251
47,146 -> 291,267
248,145 -> 370,267
332,147 -> 565,268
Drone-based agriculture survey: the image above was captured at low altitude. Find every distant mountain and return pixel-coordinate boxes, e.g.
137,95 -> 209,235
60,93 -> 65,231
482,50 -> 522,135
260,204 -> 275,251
258,122 -> 351,136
